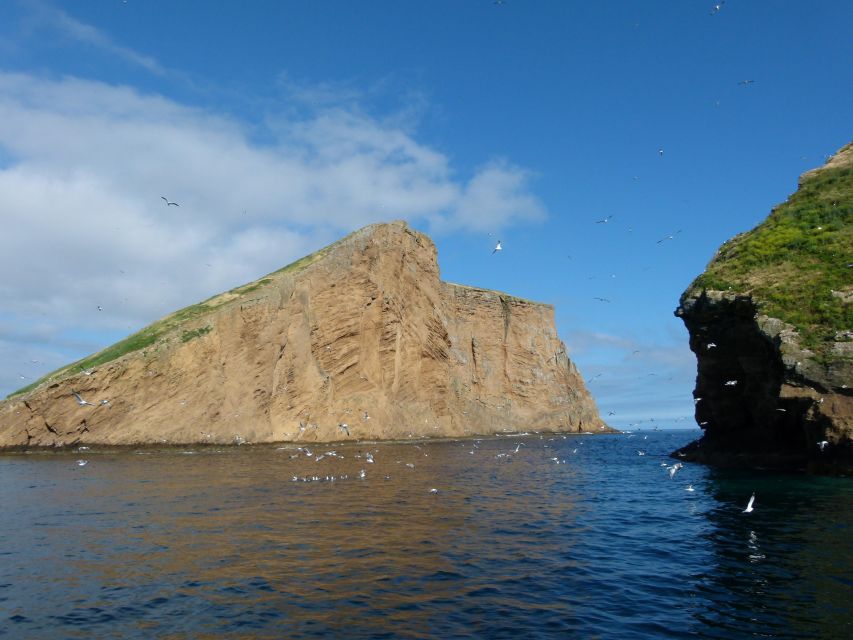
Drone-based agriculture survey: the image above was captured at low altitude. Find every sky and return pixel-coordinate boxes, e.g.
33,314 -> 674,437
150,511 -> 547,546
0,0 -> 851,429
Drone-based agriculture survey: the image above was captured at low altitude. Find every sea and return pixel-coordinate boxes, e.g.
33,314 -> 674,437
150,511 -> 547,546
1,429 -> 851,639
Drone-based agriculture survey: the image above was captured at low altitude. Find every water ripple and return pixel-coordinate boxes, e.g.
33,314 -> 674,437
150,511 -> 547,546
1,431 -> 851,638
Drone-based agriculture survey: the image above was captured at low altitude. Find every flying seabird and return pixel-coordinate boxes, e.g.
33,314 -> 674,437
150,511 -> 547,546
596,215 -> 613,224
338,423 -> 350,436
593,297 -> 611,303
73,392 -> 96,407
817,440 -> 829,451
77,459 -> 88,467
656,230 -> 682,244
161,196 -> 180,206
738,79 -> 755,86
710,1 -> 724,15
724,380 -> 738,386
743,493 -> 755,513
492,241 -> 502,254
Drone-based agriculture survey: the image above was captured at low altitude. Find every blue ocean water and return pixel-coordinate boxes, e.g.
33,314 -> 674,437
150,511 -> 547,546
1,429 -> 851,639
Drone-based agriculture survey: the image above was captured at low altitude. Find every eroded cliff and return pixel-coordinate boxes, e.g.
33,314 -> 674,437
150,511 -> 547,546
675,143 -> 853,472
0,221 -> 609,448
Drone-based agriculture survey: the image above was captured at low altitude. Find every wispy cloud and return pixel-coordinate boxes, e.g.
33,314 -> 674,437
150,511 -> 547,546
28,1 -> 168,76
0,71 -> 546,395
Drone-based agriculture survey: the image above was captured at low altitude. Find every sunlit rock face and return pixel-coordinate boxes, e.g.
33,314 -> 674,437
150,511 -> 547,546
675,143 -> 853,473
0,221 -> 610,448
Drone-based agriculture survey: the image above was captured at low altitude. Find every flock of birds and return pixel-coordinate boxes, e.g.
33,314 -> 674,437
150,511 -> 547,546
72,429 -> 762,515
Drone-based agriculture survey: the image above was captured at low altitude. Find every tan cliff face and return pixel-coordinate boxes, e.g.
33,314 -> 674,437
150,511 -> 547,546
0,221 -> 610,448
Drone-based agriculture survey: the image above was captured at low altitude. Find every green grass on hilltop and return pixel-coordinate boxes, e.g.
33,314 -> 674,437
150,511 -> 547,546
6,236 -> 350,399
687,164 -> 853,354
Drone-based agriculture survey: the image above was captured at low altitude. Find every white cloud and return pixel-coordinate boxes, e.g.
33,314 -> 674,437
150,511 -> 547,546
0,71 -> 546,395
28,1 -> 168,76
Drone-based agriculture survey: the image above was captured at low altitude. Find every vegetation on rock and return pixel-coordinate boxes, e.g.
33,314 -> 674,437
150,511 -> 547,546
685,156 -> 852,356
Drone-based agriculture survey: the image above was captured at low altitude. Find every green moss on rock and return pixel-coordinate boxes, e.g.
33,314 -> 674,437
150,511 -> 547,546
685,160 -> 853,355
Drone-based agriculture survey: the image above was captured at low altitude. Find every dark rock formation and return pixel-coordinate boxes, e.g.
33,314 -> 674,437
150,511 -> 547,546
675,143 -> 853,473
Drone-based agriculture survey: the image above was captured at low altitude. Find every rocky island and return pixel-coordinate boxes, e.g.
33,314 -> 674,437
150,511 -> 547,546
0,221 -> 610,448
675,142 -> 852,472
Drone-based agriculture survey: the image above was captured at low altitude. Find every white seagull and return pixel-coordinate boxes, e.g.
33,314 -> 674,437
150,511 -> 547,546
77,459 -> 88,467
73,392 -> 96,407
656,230 -> 682,244
338,423 -> 350,436
161,196 -> 180,206
743,493 -> 755,513
817,440 -> 829,451
492,240 -> 502,254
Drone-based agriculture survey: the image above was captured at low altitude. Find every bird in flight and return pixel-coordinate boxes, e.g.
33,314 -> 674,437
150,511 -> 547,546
738,79 -> 755,86
593,297 -> 611,303
161,196 -> 180,206
492,240 -> 502,254
73,391 -> 96,407
710,1 -> 724,15
596,215 -> 613,224
338,423 -> 350,436
658,148 -> 664,157
743,493 -> 755,513
817,440 -> 829,451
656,230 -> 682,244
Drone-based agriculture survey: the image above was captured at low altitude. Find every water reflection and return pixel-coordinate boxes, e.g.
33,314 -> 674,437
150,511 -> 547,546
694,470 -> 853,639
1,432 -> 851,638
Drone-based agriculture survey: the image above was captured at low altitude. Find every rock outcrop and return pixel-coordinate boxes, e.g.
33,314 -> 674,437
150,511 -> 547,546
0,221 -> 610,448
675,143 -> 853,472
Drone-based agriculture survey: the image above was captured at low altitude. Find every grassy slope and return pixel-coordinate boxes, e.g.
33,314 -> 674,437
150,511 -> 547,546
7,236 -> 345,399
684,160 -> 852,355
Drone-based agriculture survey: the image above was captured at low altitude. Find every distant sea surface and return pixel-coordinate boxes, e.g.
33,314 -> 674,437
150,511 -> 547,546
1,430 -> 851,639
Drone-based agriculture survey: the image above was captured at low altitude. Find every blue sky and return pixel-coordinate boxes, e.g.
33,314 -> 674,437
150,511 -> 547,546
0,0 -> 851,429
